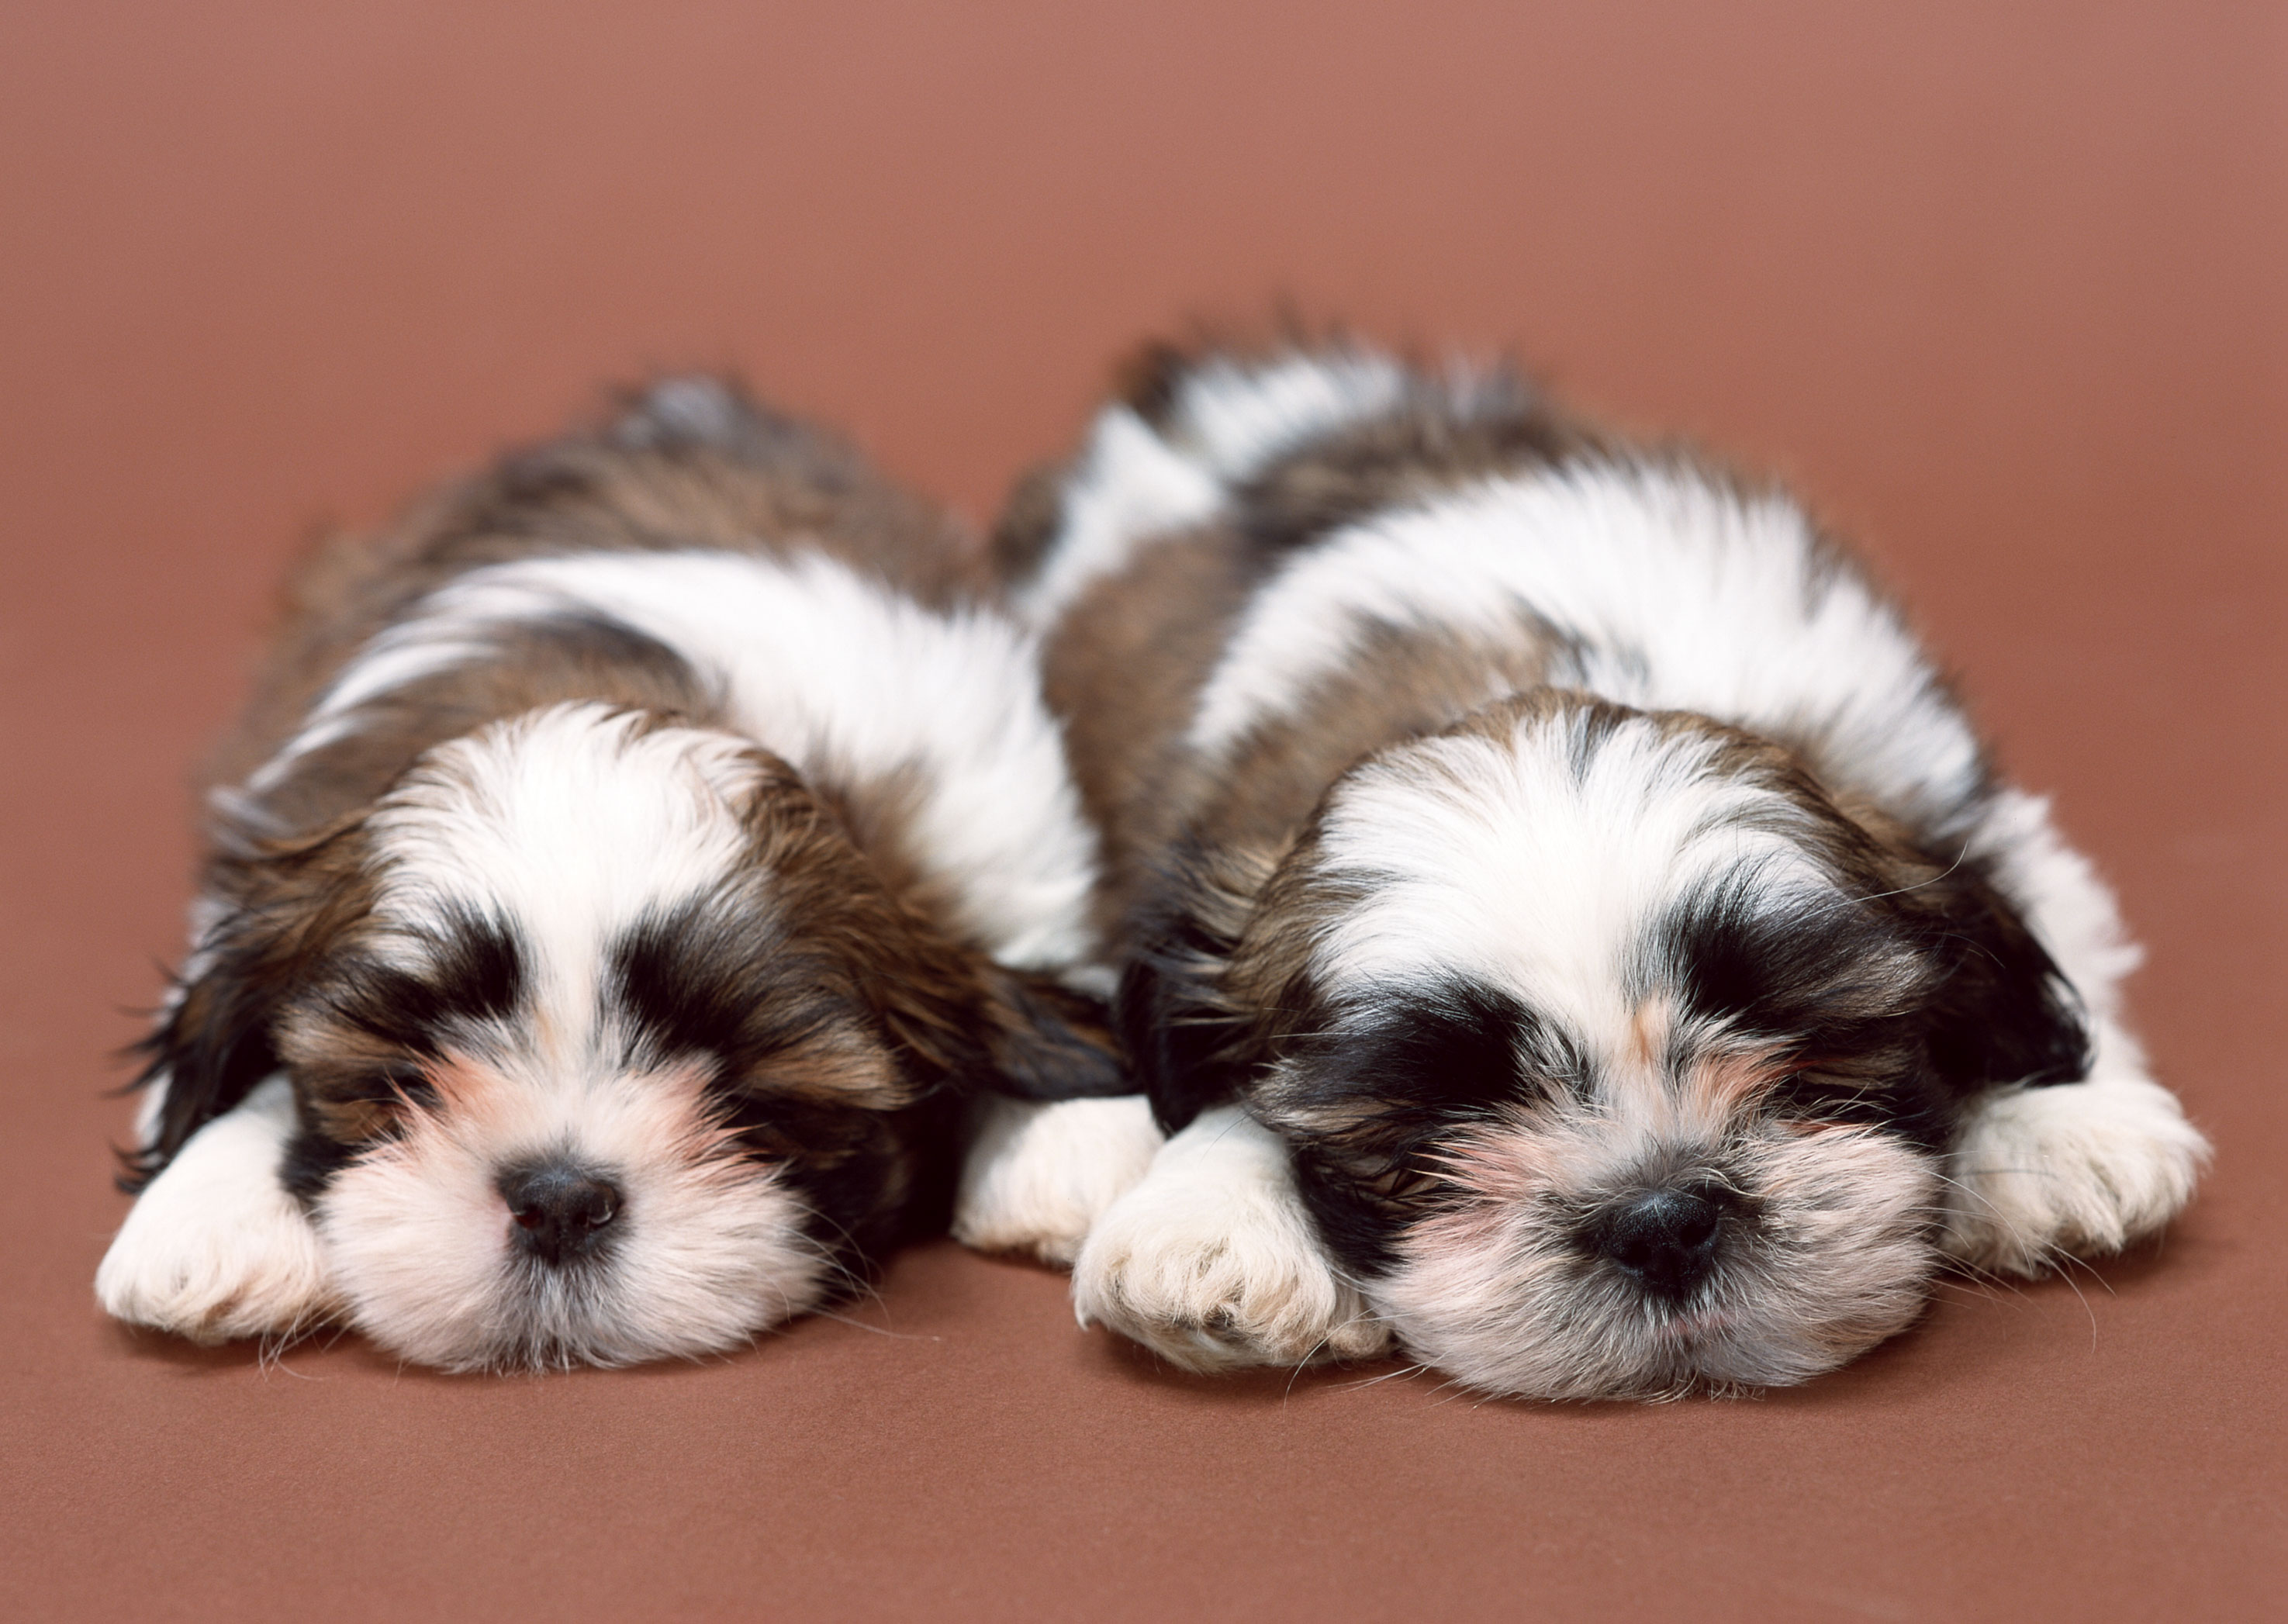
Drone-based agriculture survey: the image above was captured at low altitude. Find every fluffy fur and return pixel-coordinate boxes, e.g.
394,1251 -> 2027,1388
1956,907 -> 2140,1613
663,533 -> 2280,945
952,1095 -> 1161,1266
101,379 -> 1125,1370
1005,337 -> 2208,1398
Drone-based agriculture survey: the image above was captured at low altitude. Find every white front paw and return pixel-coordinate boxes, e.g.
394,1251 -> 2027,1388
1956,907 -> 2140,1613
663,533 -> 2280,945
1070,1106 -> 1389,1370
953,1095 -> 1163,1266
96,1078 -> 338,1344
1944,1073 -> 2210,1276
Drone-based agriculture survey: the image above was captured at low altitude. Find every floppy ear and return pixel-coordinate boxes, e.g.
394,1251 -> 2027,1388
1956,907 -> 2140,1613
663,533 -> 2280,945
970,969 -> 1128,1101
1117,833 -> 1290,1134
854,930 -> 1128,1105
1901,853 -> 2091,1100
123,925 -> 289,1192
119,815 -> 372,1193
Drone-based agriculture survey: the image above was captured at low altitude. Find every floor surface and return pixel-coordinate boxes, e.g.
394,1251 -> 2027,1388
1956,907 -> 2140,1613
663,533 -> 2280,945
2,4 -> 2281,1619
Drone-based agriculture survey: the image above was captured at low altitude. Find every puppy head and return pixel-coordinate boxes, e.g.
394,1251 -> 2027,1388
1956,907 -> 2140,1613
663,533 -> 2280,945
1129,691 -> 2086,1398
133,700 -> 1115,1370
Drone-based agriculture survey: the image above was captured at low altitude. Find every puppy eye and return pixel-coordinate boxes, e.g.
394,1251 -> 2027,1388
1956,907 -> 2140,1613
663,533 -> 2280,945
344,1066 -> 437,1107
1768,1070 -> 1885,1125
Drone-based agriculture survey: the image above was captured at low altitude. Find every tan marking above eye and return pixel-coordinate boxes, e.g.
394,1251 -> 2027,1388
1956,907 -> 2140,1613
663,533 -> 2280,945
1626,997 -> 1676,1072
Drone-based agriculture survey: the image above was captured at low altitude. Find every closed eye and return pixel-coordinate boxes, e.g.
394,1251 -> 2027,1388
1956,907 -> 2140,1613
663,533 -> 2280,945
1768,1070 -> 1892,1126
338,1064 -> 437,1107
1314,977 -> 1578,1119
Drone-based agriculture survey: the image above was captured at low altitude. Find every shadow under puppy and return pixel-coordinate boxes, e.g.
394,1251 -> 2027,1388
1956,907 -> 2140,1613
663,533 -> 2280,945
998,338 -> 2209,1399
99,379 -> 1127,1370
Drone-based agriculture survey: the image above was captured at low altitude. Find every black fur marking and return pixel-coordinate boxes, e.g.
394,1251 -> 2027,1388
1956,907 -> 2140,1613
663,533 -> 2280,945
779,1131 -> 931,1293
328,1063 -> 438,1109
607,897 -> 849,1080
280,1128 -> 358,1204
1314,978 -> 1579,1117
1118,900 -> 1249,1135
320,908 -> 527,1058
1650,862 -> 2072,1152
1654,871 -> 1948,1149
1280,978 -> 1581,1277
606,897 -> 926,1272
1654,871 -> 1927,1061
119,967 -> 284,1194
1913,861 -> 2091,1095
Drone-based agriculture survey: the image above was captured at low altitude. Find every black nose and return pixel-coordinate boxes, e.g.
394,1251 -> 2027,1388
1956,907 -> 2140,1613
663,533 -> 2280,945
498,1163 -> 622,1266
1596,1186 -> 1728,1298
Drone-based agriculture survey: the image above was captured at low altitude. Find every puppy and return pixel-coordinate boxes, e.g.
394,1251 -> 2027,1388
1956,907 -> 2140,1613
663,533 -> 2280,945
99,378 -> 1131,1370
998,339 -> 2210,1398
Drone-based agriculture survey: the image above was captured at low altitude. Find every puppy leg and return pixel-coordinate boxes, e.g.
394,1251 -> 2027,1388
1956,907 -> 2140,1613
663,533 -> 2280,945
1071,1105 -> 1390,1370
97,1076 -> 338,1344
952,1095 -> 1162,1266
1944,1019 -> 2210,1274
1949,790 -> 2210,1272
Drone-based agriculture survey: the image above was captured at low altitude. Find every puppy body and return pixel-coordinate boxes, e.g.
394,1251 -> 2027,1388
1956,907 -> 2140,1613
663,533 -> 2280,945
1007,344 -> 2207,1396
102,381 -> 1126,1369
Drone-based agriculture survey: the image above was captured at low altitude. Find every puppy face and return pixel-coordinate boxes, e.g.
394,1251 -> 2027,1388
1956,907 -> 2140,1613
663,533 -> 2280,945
1139,692 -> 2086,1398
134,701 -> 1102,1370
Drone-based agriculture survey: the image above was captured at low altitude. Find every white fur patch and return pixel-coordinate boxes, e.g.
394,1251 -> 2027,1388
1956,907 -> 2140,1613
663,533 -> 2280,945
1166,351 -> 1409,479
255,549 -> 1101,974
369,703 -> 763,1038
1011,350 -> 1410,631
1944,1064 -> 2210,1275
952,1095 -> 1162,1266
1070,1106 -> 1389,1370
320,1059 -> 826,1371
1309,710 -> 1840,1049
1184,461 -> 1983,830
96,1077 -> 338,1345
1013,408 -> 1223,631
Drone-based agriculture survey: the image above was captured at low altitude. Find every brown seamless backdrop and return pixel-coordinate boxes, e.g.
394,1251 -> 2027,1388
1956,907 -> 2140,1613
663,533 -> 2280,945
1,3 -> 2281,1619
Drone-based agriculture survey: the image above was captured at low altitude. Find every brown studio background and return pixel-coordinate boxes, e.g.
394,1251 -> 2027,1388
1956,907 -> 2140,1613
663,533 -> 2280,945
2,3 -> 2281,1619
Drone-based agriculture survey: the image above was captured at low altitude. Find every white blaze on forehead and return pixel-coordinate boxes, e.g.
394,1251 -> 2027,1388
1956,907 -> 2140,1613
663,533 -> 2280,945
1185,461 -> 1982,829
369,703 -> 761,1031
1309,711 -> 1833,1052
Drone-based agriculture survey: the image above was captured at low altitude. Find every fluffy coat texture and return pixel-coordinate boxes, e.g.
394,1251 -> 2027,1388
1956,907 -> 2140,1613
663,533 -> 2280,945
1002,338 -> 2207,1398
100,379 -> 1128,1370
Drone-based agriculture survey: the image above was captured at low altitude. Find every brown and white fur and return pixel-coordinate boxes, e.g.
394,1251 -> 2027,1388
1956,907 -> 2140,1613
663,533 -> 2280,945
98,378 -> 1136,1371
998,340 -> 2209,1399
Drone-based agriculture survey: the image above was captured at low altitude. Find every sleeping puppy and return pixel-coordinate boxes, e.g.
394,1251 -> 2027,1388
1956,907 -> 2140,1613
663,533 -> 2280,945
98,378 -> 1128,1370
998,339 -> 2210,1398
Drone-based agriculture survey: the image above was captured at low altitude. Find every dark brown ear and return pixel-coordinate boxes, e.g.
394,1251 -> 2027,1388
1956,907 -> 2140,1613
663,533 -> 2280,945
120,814 -> 373,1191
1117,831 -> 1292,1133
748,755 -> 1128,1104
852,925 -> 1128,1105
969,968 -> 1128,1101
1906,854 -> 2091,1098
